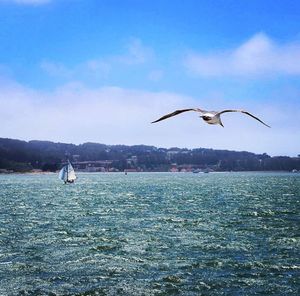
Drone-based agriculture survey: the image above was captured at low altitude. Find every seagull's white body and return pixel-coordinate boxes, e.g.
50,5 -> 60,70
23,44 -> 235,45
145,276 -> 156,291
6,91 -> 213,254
202,112 -> 221,125
152,108 -> 270,128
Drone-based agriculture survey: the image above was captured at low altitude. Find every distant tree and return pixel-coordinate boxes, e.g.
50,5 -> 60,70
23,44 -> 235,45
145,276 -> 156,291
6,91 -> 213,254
42,163 -> 59,172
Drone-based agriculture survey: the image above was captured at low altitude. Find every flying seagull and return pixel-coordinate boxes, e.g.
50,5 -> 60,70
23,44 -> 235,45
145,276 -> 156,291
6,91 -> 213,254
152,108 -> 270,128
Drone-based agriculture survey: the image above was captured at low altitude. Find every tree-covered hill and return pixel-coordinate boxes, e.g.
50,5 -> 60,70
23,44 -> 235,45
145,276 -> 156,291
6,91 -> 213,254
0,137 -> 299,172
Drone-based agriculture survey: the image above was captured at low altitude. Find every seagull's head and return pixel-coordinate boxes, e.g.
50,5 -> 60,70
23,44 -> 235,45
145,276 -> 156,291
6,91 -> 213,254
200,115 -> 211,122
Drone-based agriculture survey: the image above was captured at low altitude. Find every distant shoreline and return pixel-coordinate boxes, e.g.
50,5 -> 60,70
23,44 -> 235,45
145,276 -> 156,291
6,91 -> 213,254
1,138 -> 299,173
1,170 -> 298,175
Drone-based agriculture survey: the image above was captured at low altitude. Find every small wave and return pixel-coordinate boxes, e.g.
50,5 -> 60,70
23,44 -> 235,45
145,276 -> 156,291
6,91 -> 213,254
90,245 -> 119,252
162,275 -> 183,283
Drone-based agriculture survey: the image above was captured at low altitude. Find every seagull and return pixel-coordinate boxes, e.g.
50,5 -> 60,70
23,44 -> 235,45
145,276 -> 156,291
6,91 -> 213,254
152,108 -> 270,128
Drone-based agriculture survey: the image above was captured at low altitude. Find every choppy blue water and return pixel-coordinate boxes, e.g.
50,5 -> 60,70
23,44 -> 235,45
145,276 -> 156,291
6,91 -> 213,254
0,172 -> 299,295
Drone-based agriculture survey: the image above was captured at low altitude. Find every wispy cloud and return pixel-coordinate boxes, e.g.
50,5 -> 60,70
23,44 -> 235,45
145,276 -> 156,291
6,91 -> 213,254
0,78 -> 298,156
148,69 -> 164,81
85,59 -> 111,74
116,38 -> 154,65
40,59 -> 112,81
184,33 -> 300,77
0,0 -> 51,5
40,61 -> 72,78
40,38 -> 153,79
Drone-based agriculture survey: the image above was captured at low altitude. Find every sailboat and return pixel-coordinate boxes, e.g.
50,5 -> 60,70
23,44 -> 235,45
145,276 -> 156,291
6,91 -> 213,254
59,160 -> 77,184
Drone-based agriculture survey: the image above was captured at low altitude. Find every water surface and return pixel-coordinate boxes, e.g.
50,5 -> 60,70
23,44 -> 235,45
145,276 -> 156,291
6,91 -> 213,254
0,172 -> 299,295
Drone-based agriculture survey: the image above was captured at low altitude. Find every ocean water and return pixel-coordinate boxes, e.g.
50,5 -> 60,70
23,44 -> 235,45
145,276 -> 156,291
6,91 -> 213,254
0,172 -> 299,295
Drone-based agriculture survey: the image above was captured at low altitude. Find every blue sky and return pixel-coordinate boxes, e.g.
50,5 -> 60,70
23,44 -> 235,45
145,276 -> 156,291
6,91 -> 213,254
0,0 -> 300,156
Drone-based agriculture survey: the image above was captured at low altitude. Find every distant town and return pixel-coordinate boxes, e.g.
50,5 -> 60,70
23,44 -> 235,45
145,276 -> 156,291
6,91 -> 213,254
0,137 -> 299,173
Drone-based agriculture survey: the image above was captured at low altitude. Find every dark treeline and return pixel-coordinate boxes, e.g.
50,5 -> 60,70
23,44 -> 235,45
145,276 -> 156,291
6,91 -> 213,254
0,137 -> 299,172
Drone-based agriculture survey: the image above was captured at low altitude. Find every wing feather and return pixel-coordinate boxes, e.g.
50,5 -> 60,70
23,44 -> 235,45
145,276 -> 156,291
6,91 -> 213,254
151,108 -> 202,123
217,110 -> 270,128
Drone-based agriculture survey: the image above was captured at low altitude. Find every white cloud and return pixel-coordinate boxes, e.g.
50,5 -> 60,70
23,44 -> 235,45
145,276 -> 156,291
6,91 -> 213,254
0,0 -> 51,5
0,80 -> 192,146
185,33 -> 300,77
0,79 -> 299,156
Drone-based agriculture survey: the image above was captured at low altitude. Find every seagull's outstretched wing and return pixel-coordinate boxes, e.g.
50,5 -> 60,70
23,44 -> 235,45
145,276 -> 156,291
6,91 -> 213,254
217,110 -> 271,128
151,108 -> 202,123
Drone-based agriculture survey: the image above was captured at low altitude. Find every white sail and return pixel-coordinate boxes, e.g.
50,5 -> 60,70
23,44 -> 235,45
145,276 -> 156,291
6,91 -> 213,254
67,162 -> 76,181
58,165 -> 68,182
58,161 -> 76,183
